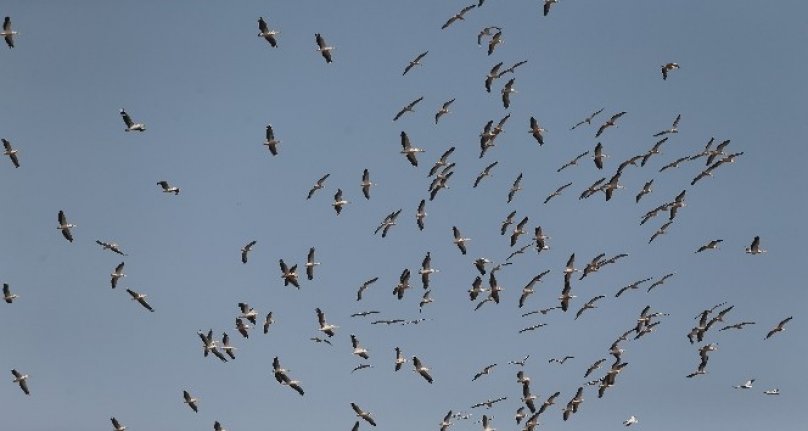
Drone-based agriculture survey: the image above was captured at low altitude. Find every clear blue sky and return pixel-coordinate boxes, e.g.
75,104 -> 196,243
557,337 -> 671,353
1,1 -> 806,429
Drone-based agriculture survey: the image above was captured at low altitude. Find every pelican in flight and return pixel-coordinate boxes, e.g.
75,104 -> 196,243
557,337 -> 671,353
57,210 -> 76,242
183,390 -> 199,412
400,131 -> 425,166
570,108 -> 604,130
452,226 -> 470,255
661,62 -> 680,80
241,240 -> 257,264
696,239 -> 723,253
316,307 -> 338,337
257,17 -> 279,47
305,247 -> 319,280
361,169 -> 375,200
264,124 -> 280,155
765,316 -> 792,339
332,189 -> 350,215
157,181 -> 180,195
529,116 -> 546,146
733,379 -> 755,389
307,173 -> 330,199
595,111 -> 627,138
3,283 -> 18,303
111,417 -> 126,431
2,17 -> 17,48
745,236 -> 766,255
394,96 -> 424,121
96,240 -> 127,256
403,51 -> 428,75
442,4 -> 476,29
623,416 -> 638,426
501,78 -> 516,109
126,289 -> 154,312
120,109 -> 145,132
2,138 -> 20,168
315,33 -> 333,63
110,262 -> 125,289
351,334 -> 370,359
653,114 -> 681,137
544,0 -> 559,16
11,369 -> 29,395
435,99 -> 455,124
351,403 -> 377,426
279,259 -> 300,288
413,356 -> 434,383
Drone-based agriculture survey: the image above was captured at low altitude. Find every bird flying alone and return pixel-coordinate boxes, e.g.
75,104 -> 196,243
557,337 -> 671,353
257,17 -> 279,47
57,210 -> 76,243
2,17 -> 17,48
315,33 -> 333,63
661,62 -> 679,80
2,138 -> 20,168
120,109 -> 145,132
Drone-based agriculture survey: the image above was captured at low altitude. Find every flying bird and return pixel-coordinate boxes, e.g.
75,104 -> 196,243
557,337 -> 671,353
593,142 -> 607,169
661,62 -> 680,80
57,210 -> 76,242
183,390 -> 199,413
477,26 -> 502,46
2,138 -> 20,168
412,356 -> 434,383
307,174 -> 330,199
733,379 -> 755,389
653,114 -> 682,137
528,117 -> 547,146
570,108 -> 604,130
241,240 -> 257,264
400,131 -> 425,166
263,312 -> 275,334
623,416 -> 638,426
120,109 -> 145,132
279,259 -> 300,288
356,277 -> 379,301
264,124 -> 280,155
434,99 -> 456,124
765,316 -> 793,339
696,239 -> 723,253
487,31 -> 502,55
501,78 -> 516,109
110,262 -> 126,289
111,417 -> 126,431
316,307 -> 338,337
96,240 -> 127,256
558,151 -> 590,172
360,169 -> 375,200
126,289 -> 154,312
2,17 -> 17,48
315,33 -> 333,63
306,247 -> 319,280
393,96 -> 424,121
507,173 -> 523,203
544,0 -> 559,16
351,334 -> 370,360
595,111 -> 627,138
156,180 -> 180,195
635,179 -> 654,203
474,161 -> 498,188
351,403 -> 377,426
3,283 -> 18,303
257,17 -> 279,47
11,369 -> 28,395
485,62 -> 504,92
403,51 -> 428,75
452,226 -> 470,255
472,364 -> 497,381
442,4 -> 476,29
745,236 -> 766,255
332,188 -> 350,215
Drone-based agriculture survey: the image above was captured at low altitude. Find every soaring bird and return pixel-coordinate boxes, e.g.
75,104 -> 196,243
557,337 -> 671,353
400,131 -> 425,166
351,403 -> 377,426
624,416 -> 639,426
593,143 -> 607,169
316,307 -> 338,337
120,109 -> 146,132
507,173 -> 523,203
360,169 -> 375,199
575,295 -> 605,320
745,236 -> 766,255
257,17 -> 279,47
635,179 -> 654,203
653,114 -> 682,137
11,369 -> 29,395
442,4 -> 476,29
356,277 -> 379,301
57,210 -> 76,242
595,111 -> 627,138
501,78 -> 516,109
485,62 -> 504,93
214,421 -> 227,431
264,124 -> 280,155
474,161 -> 498,188
558,151 -> 590,173
487,30 -> 502,55
111,417 -> 126,431
3,283 -> 18,303
403,51 -> 428,75
305,247 -> 319,280
696,239 -> 723,253
544,0 -> 559,16
110,262 -> 126,289
419,251 -> 439,289
315,33 -> 333,63
733,379 -> 755,389
570,108 -> 604,130
2,138 -> 20,168
126,289 -> 154,312
156,181 -> 180,195
2,17 -> 17,48
394,347 -> 407,371
332,188 -> 350,215
96,240 -> 127,256
649,220 -> 673,244
263,312 -> 275,334
279,259 -> 300,288
529,117 -> 546,146
307,174 -> 330,199
238,302 -> 258,325
472,364 -> 497,381
221,332 -> 238,358
435,99 -> 456,124
477,26 -> 501,46
183,390 -> 199,413
765,316 -> 793,339
241,240 -> 257,264
661,62 -> 680,80
452,226 -> 470,255
412,356 -> 434,383
394,96 -> 424,121
510,216 -> 529,246
351,334 -> 370,359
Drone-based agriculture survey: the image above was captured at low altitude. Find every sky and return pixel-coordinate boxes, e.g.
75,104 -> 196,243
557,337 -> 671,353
1,1 -> 807,430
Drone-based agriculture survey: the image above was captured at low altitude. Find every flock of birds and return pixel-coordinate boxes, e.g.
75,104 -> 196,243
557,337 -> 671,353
0,4 -> 798,431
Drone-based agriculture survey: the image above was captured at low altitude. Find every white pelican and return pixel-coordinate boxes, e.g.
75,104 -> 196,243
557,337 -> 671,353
315,33 -> 333,63
696,239 -> 723,253
360,169 -> 375,200
412,356 -> 433,383
400,131 -> 425,166
11,369 -> 29,395
111,417 -> 126,431
733,379 -> 755,389
765,316 -> 792,339
257,17 -> 279,47
472,364 -> 497,381
316,307 -> 338,337
393,96 -> 424,121
351,402 -> 377,426
593,143 -> 607,170
558,150 -> 590,173
183,390 -> 199,412
120,109 -> 145,132
435,99 -> 455,124
221,332 -> 237,358
2,138 -> 20,168
452,226 -> 470,255
745,236 -> 766,255
595,111 -> 627,138
238,302 -> 258,324
661,62 -> 679,80
110,262 -> 125,289
307,173 -> 330,199
544,0 -> 558,16
156,180 -> 180,195
485,62 -> 503,93
623,416 -> 638,426
635,179 -> 654,203
570,108 -> 604,130
356,277 -> 379,301
764,389 -> 780,395
2,17 -> 17,48
416,199 -> 427,231
501,78 -> 516,109
96,240 -> 127,256
403,51 -> 428,76
419,251 -> 439,289
3,283 -> 18,303
279,259 -> 300,288
350,334 -> 369,359
394,347 -> 407,371
57,210 -> 76,242
306,247 -> 319,280
126,289 -> 154,312
241,240 -> 257,264
442,4 -> 476,30
263,312 -> 274,334
474,161 -> 498,188
440,410 -> 454,431
332,188 -> 349,215
653,114 -> 681,136
507,173 -> 523,203
264,124 -> 280,155
487,30 -> 502,55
